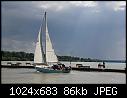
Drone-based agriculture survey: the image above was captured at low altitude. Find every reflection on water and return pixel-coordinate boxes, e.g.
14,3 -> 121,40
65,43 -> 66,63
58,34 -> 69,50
1,68 -> 126,84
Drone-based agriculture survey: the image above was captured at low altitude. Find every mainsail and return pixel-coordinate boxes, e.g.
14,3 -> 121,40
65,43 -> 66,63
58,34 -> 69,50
45,12 -> 58,63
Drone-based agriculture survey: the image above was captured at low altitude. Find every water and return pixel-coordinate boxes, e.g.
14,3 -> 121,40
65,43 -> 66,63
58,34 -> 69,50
1,61 -> 126,84
1,68 -> 125,84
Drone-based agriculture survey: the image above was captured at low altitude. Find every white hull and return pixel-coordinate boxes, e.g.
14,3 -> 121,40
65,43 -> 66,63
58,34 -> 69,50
35,65 -> 71,73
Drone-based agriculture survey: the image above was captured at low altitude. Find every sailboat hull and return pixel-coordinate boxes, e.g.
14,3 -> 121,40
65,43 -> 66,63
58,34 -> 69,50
35,66 -> 71,73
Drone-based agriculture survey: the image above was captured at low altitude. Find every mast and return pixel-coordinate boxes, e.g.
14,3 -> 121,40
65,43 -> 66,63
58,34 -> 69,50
45,12 -> 47,63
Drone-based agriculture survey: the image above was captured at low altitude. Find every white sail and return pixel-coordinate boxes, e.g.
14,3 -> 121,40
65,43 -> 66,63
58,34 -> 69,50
34,25 -> 45,64
45,12 -> 58,63
33,12 -> 71,73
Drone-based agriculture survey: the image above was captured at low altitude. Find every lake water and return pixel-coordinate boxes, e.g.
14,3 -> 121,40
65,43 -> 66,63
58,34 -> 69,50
1,68 -> 126,84
1,61 -> 126,84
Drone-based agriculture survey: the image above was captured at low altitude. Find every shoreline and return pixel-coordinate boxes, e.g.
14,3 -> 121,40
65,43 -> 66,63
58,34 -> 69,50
1,65 -> 126,73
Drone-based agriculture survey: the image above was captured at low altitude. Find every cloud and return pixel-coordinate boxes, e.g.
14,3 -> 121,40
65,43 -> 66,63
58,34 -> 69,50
2,38 -> 35,53
1,1 -> 126,60
31,1 -> 126,12
105,1 -> 126,11
69,1 -> 97,7
33,1 -> 97,10
2,1 -> 126,14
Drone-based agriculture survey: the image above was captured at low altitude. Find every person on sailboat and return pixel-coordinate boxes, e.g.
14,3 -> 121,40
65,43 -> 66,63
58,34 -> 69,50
62,64 -> 65,68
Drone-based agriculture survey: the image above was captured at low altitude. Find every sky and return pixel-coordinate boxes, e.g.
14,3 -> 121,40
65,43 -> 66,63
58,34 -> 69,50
1,1 -> 126,60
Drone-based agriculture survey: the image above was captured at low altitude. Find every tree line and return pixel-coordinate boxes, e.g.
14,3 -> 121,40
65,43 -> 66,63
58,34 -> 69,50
1,51 -> 34,61
2,51 -> 125,63
1,51 -> 101,62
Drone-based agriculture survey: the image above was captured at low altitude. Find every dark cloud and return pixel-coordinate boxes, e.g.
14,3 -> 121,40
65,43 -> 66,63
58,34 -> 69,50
1,1 -> 126,60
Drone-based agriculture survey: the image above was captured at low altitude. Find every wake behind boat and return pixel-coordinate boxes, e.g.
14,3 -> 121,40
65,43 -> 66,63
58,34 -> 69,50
33,12 -> 71,73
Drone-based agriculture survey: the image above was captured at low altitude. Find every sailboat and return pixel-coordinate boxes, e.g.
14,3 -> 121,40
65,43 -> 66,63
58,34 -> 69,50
34,12 -> 71,73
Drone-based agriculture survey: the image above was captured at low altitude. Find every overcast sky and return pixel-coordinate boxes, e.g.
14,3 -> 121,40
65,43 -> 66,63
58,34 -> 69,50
1,1 -> 126,60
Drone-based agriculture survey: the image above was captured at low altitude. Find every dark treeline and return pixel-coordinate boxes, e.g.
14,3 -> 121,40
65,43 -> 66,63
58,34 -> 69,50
1,51 -> 34,61
57,56 -> 101,62
1,51 -> 125,63
1,51 -> 100,62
